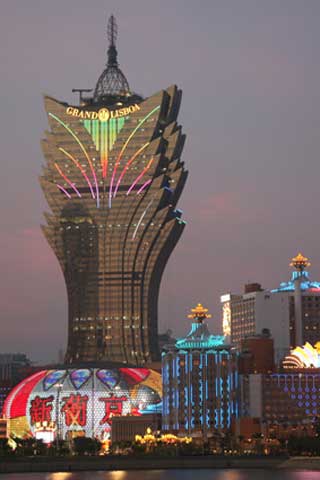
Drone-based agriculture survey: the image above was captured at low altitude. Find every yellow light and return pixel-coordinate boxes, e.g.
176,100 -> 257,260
187,303 -> 212,320
290,252 -> 311,271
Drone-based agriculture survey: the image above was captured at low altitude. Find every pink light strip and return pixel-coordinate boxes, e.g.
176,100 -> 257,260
49,113 -> 99,208
59,147 -> 95,199
57,184 -> 71,199
54,163 -> 81,197
113,142 -> 150,198
127,158 -> 154,195
137,179 -> 152,195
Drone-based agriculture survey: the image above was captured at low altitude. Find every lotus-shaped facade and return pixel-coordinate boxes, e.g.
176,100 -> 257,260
40,86 -> 187,365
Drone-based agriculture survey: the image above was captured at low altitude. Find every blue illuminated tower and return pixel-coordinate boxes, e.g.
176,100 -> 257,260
162,304 -> 238,437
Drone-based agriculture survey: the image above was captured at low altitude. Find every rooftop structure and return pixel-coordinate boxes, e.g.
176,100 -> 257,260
176,303 -> 224,350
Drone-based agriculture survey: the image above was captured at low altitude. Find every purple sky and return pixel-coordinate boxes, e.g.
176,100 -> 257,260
1,0 -> 320,363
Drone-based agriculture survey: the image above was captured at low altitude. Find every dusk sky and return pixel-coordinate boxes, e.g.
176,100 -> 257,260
1,0 -> 320,363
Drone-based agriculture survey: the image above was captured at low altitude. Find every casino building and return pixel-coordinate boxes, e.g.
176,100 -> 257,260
40,16 -> 187,365
3,366 -> 162,442
162,304 -> 238,437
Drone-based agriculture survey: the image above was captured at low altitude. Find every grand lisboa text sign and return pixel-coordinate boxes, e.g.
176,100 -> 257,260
66,104 -> 141,122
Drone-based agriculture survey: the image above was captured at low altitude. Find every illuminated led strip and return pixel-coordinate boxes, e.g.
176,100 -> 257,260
132,199 -> 154,240
113,143 -> 150,198
127,158 -> 154,195
109,105 -> 160,208
54,163 -> 81,197
49,113 -> 100,207
101,121 -> 108,178
59,147 -> 95,199
137,179 -> 152,195
57,184 -> 72,198
83,117 -> 126,180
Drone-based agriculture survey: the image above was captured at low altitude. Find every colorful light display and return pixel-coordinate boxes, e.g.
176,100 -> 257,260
272,253 -> 320,292
3,367 -> 162,441
222,301 -> 231,337
162,305 -> 238,435
283,342 -> 320,369
270,373 -> 320,417
290,253 -> 311,272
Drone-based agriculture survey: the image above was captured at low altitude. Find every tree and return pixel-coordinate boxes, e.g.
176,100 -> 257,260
0,438 -> 12,457
73,437 -> 101,455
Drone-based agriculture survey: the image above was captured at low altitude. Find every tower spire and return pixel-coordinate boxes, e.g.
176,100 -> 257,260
93,14 -> 131,103
107,15 -> 118,66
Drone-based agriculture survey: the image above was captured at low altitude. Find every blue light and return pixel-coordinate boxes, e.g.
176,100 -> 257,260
271,270 -> 320,292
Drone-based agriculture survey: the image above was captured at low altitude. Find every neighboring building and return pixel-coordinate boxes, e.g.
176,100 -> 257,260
238,331 -> 274,374
162,304 -> 238,438
40,15 -> 187,365
221,253 -> 320,362
3,366 -> 162,442
231,417 -> 266,439
111,413 -> 161,443
0,354 -> 32,414
240,371 -> 320,425
240,344 -> 320,426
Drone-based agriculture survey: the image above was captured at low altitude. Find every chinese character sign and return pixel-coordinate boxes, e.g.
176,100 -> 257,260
30,395 -> 54,425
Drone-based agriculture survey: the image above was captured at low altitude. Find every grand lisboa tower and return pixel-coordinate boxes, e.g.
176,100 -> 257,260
40,16 -> 188,366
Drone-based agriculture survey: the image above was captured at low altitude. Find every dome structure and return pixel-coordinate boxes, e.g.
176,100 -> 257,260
93,15 -> 134,105
3,367 -> 161,441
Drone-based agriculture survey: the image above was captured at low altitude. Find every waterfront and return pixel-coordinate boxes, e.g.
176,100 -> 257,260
1,470 -> 320,480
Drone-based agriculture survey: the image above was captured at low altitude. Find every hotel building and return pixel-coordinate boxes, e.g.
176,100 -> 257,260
40,16 -> 187,365
221,254 -> 320,362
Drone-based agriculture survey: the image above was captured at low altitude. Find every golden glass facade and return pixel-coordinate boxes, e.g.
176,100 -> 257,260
40,86 -> 187,365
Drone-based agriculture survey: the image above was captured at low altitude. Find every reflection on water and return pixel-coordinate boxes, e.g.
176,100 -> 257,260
2,470 -> 320,480
291,473 -> 320,480
47,474 -> 74,480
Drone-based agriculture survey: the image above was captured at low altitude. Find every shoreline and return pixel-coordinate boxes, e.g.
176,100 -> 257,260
1,455 -> 320,474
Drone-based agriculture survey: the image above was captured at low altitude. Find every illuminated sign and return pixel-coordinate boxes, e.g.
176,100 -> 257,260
222,301 -> 231,337
4,367 -> 162,440
283,341 -> 320,369
66,104 -> 141,121
220,294 -> 231,303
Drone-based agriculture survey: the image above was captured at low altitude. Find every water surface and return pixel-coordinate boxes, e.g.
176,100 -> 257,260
1,470 -> 320,480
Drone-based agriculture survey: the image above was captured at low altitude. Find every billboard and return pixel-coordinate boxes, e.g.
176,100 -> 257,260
3,367 -> 161,440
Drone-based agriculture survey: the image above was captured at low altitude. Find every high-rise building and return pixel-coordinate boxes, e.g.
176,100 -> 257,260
40,16 -> 187,365
221,253 -> 320,362
162,304 -> 238,438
